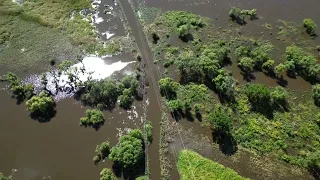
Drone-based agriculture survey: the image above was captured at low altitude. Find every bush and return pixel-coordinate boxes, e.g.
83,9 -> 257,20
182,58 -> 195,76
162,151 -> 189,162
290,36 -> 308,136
109,135 -> 144,168
270,86 -> 288,104
303,18 -> 317,35
213,70 -> 236,98
312,84 -> 320,105
238,57 -> 254,72
93,141 -> 110,164
80,109 -> 105,128
244,83 -> 270,105
159,77 -> 179,100
100,168 -> 116,180
208,106 -> 232,133
26,91 -> 55,115
119,89 -> 134,109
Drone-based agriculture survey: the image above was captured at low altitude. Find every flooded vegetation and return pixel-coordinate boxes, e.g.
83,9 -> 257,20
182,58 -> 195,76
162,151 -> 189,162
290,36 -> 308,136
0,0 -> 320,180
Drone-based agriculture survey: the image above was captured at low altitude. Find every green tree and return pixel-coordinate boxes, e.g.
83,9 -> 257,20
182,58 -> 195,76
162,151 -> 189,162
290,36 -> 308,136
145,121 -> 153,143
159,77 -> 179,100
119,88 -> 134,109
178,24 -> 191,37
274,63 -> 287,78
109,135 -> 144,168
93,141 -> 110,164
312,84 -> 320,105
270,86 -> 288,105
100,168 -> 116,180
208,106 -> 232,133
213,69 -> 235,98
303,18 -> 317,35
244,84 -> 270,105
26,91 -> 55,115
80,109 -> 105,128
128,129 -> 143,140
167,99 -> 183,112
238,57 -> 255,72
262,59 -> 275,72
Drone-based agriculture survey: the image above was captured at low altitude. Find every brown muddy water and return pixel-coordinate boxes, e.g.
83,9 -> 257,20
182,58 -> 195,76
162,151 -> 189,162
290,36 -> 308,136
0,0 -> 320,180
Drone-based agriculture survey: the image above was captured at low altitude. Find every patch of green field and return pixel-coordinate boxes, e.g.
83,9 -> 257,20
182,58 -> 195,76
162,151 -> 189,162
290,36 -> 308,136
178,150 -> 247,180
0,16 -> 80,71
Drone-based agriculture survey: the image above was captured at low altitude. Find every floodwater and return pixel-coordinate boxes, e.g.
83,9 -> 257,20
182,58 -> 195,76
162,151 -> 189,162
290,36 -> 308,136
0,0 -> 320,180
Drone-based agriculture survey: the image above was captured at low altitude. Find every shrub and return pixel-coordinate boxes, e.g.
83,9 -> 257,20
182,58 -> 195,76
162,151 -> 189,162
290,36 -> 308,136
100,168 -> 116,180
109,135 -> 144,168
244,83 -> 270,105
303,18 -> 317,35
26,91 -> 55,115
80,109 -> 105,128
312,84 -> 320,105
208,106 -> 232,133
270,86 -> 288,104
93,141 -> 110,164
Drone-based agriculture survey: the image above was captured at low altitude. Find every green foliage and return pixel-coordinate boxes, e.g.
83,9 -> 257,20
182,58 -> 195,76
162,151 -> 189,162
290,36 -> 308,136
303,18 -> 317,35
178,150 -> 247,180
135,176 -> 149,180
244,83 -> 270,105
26,91 -> 55,115
146,121 -> 153,142
274,63 -> 287,77
80,109 -> 105,128
159,77 -> 179,100
312,84 -> 320,105
229,7 -> 257,24
1,72 -> 34,100
213,69 -> 236,98
81,79 -> 119,108
285,45 -> 319,79
0,172 -> 11,180
238,57 -> 255,72
119,88 -> 134,109
270,86 -> 288,104
100,168 -> 116,180
93,141 -> 110,164
109,134 -> 144,168
167,99 -> 183,111
261,59 -> 275,72
208,106 -> 233,133
128,129 -> 144,140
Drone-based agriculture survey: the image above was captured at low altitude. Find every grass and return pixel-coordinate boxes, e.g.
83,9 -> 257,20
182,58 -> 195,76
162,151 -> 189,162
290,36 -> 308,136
137,2 -> 320,176
0,0 -> 123,71
178,150 -> 248,180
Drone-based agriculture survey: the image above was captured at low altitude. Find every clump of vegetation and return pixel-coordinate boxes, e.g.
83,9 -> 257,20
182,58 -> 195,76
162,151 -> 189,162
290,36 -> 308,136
80,109 -> 105,129
303,18 -> 317,35
208,106 -> 232,133
26,91 -> 56,122
109,129 -> 144,168
93,141 -> 110,164
79,75 -> 139,110
0,172 -> 12,180
229,7 -> 257,25
178,150 -> 247,180
145,121 -> 153,143
100,168 -> 116,180
0,72 -> 34,102
312,84 -> 320,106
284,45 -> 320,81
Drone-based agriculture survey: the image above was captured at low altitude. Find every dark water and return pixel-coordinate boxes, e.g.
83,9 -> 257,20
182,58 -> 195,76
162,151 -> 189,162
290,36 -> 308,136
0,0 -> 320,179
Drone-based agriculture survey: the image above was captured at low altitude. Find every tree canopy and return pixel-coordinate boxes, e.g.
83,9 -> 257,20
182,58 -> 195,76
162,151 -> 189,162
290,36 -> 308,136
80,109 -> 105,128
93,141 -> 110,164
208,106 -> 233,133
100,168 -> 116,180
303,18 -> 317,35
26,91 -> 56,121
108,133 -> 144,168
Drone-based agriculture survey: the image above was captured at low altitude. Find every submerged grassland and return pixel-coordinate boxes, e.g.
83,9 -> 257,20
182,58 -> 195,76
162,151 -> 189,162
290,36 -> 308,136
136,2 -> 320,179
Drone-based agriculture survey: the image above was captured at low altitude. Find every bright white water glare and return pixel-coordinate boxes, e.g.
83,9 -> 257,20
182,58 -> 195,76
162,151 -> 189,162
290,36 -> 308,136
24,56 -> 134,101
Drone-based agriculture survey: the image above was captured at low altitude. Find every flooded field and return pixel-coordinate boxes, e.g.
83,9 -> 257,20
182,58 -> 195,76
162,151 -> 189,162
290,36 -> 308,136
0,0 -> 320,179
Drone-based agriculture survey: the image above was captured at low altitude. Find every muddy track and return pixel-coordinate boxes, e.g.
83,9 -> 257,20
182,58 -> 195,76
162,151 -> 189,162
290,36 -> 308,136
119,0 -> 164,179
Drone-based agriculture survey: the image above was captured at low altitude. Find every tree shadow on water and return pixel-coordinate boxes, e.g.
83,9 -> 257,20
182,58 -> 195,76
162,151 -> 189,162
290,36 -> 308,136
112,159 -> 145,180
212,131 -> 238,156
30,108 -> 57,123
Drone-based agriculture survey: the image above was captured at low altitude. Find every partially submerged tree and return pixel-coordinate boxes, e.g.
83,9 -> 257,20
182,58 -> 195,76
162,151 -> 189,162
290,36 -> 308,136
312,84 -> 320,106
80,109 -> 105,128
93,141 -> 110,164
208,106 -> 232,133
303,18 -> 317,35
108,134 -> 144,168
26,91 -> 56,121
100,168 -> 116,180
